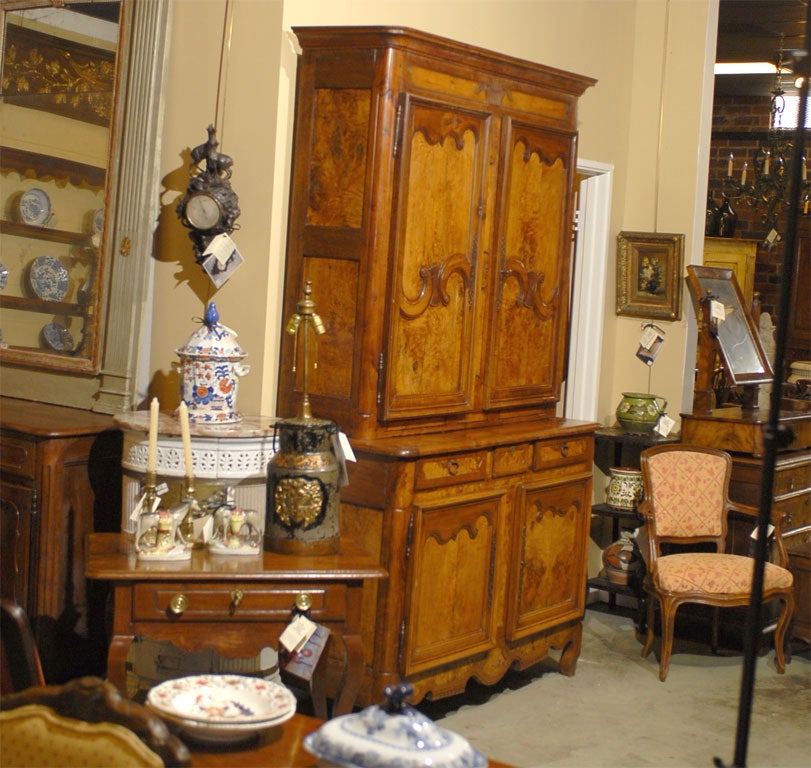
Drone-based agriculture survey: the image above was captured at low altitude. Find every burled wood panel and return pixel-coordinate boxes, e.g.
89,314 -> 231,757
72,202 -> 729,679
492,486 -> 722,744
486,122 -> 574,409
306,88 -> 370,229
403,492 -> 504,675
294,256 -> 359,401
384,102 -> 489,419
506,477 -> 590,641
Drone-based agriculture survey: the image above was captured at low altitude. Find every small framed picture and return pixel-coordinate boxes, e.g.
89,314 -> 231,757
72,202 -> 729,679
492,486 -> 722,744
616,231 -> 684,320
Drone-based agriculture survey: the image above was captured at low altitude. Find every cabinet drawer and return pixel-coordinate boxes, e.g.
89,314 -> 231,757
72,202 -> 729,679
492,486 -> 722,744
131,583 -> 346,622
775,492 -> 811,535
774,463 -> 811,498
415,451 -> 487,489
493,443 -> 533,477
0,435 -> 36,479
533,436 -> 591,472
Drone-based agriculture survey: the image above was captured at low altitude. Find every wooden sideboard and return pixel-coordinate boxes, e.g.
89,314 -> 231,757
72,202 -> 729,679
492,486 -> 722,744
0,397 -> 122,681
681,407 -> 811,642
276,27 -> 596,705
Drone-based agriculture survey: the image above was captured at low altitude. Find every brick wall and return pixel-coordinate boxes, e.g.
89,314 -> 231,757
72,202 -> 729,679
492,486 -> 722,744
708,93 -> 795,333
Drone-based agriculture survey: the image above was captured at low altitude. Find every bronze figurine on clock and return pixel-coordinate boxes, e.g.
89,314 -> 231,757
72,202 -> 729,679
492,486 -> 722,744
177,125 -> 241,262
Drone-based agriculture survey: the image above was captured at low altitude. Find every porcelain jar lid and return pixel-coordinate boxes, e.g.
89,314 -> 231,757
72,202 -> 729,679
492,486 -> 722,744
303,683 -> 487,768
176,302 -> 246,361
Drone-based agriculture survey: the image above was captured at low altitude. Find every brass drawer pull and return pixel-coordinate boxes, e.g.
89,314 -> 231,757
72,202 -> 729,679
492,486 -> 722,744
168,594 -> 187,616
230,589 -> 244,614
559,442 -> 570,458
447,459 -> 460,476
295,592 -> 313,614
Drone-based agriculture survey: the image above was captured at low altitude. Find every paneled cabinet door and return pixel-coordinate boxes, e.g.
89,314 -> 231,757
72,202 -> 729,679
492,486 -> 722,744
0,485 -> 35,610
401,489 -> 507,676
505,476 -> 590,641
485,121 -> 577,411
381,97 -> 495,422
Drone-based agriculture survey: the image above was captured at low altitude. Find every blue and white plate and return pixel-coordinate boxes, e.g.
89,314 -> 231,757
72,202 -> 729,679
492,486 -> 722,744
92,208 -> 104,234
41,322 -> 74,352
29,255 -> 69,301
18,188 -> 52,227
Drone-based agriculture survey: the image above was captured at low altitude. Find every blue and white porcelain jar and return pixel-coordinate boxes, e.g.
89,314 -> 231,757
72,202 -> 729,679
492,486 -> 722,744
176,302 -> 250,424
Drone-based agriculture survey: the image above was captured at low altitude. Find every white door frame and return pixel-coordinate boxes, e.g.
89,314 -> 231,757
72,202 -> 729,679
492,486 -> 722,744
565,159 -> 614,422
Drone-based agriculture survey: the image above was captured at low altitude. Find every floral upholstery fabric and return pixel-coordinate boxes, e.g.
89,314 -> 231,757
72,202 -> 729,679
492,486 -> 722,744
0,705 -> 164,768
656,552 -> 793,593
647,451 -> 727,538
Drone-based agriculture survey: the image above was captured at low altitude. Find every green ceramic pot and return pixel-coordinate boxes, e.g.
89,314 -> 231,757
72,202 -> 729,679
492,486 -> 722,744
615,392 -> 667,433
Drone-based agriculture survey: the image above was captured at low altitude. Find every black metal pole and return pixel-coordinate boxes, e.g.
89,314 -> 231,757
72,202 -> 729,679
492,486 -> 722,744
716,31 -> 809,768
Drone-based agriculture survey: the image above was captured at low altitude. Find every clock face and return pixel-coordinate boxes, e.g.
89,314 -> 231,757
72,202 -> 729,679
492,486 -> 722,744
185,192 -> 222,230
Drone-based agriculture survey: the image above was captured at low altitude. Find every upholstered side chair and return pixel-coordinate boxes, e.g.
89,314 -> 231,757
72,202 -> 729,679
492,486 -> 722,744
0,676 -> 191,767
638,444 -> 794,682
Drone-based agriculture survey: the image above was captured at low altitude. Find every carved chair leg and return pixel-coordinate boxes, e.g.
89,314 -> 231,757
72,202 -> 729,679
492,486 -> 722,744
658,599 -> 677,682
773,593 -> 795,674
641,594 -> 656,659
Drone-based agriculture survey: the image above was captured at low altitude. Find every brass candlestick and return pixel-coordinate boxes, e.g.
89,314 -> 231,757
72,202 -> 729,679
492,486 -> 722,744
142,469 -> 158,516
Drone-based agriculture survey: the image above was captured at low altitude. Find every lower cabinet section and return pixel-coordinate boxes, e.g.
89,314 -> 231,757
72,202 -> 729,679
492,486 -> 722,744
342,419 -> 595,705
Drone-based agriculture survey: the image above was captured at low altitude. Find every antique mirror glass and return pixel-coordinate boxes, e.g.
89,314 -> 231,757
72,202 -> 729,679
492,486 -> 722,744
0,0 -> 172,411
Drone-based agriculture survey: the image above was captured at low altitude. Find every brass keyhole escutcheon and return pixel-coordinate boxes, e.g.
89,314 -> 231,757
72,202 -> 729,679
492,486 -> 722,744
230,589 -> 244,615
168,594 -> 187,616
295,592 -> 312,613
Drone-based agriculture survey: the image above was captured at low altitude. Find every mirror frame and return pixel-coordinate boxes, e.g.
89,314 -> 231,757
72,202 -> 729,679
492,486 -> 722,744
0,0 -> 173,413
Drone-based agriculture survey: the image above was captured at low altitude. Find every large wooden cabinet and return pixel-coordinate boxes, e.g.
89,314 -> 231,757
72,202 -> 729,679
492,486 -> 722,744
277,27 -> 596,705
0,398 -> 122,682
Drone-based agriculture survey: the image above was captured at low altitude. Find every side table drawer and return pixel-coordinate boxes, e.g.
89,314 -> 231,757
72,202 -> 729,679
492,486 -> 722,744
131,583 -> 347,621
0,435 -> 36,479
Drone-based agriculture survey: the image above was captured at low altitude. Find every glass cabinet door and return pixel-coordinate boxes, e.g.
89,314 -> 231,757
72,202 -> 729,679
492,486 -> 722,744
0,2 -> 122,372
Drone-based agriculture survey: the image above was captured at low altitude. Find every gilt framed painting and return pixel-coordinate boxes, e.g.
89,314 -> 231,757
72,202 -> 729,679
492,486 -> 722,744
616,231 -> 684,320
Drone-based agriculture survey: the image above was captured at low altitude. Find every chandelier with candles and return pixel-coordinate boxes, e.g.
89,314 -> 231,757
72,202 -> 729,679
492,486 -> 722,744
722,44 -> 810,232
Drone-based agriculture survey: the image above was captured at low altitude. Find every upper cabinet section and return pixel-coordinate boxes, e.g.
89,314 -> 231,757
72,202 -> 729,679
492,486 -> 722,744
0,1 -> 172,413
0,3 -> 122,373
277,27 -> 594,439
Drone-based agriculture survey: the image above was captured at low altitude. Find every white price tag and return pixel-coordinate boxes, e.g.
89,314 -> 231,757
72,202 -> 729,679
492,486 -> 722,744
205,233 -> 238,267
710,300 -> 726,323
279,614 -> 318,653
338,432 -> 356,462
639,326 -> 659,349
130,492 -> 161,522
654,414 -> 675,437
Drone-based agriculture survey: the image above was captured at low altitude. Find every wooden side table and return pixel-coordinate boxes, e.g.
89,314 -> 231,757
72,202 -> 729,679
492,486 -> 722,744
85,533 -> 386,717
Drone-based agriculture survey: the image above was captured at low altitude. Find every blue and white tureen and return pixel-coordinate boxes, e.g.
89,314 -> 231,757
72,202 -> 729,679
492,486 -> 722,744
175,302 -> 250,424
303,683 -> 487,768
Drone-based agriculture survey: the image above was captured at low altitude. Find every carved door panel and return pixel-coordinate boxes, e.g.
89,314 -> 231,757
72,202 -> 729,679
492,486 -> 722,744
381,97 -> 495,422
485,120 -> 577,410
401,489 -> 506,676
0,485 -> 35,610
505,476 -> 590,641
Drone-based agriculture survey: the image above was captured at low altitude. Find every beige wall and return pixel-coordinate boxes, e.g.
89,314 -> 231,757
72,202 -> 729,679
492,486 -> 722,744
151,0 -> 717,428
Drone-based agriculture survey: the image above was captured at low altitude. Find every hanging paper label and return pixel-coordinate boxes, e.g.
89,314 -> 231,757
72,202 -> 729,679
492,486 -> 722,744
710,300 -> 726,323
655,414 -> 675,437
279,614 -> 318,654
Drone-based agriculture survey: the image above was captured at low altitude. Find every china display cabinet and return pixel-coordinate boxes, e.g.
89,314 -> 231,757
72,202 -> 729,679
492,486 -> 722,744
277,27 -> 596,705
0,0 -> 172,412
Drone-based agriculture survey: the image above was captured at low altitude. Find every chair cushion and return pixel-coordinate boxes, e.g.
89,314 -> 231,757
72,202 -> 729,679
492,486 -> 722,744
656,552 -> 793,593
0,705 -> 164,768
